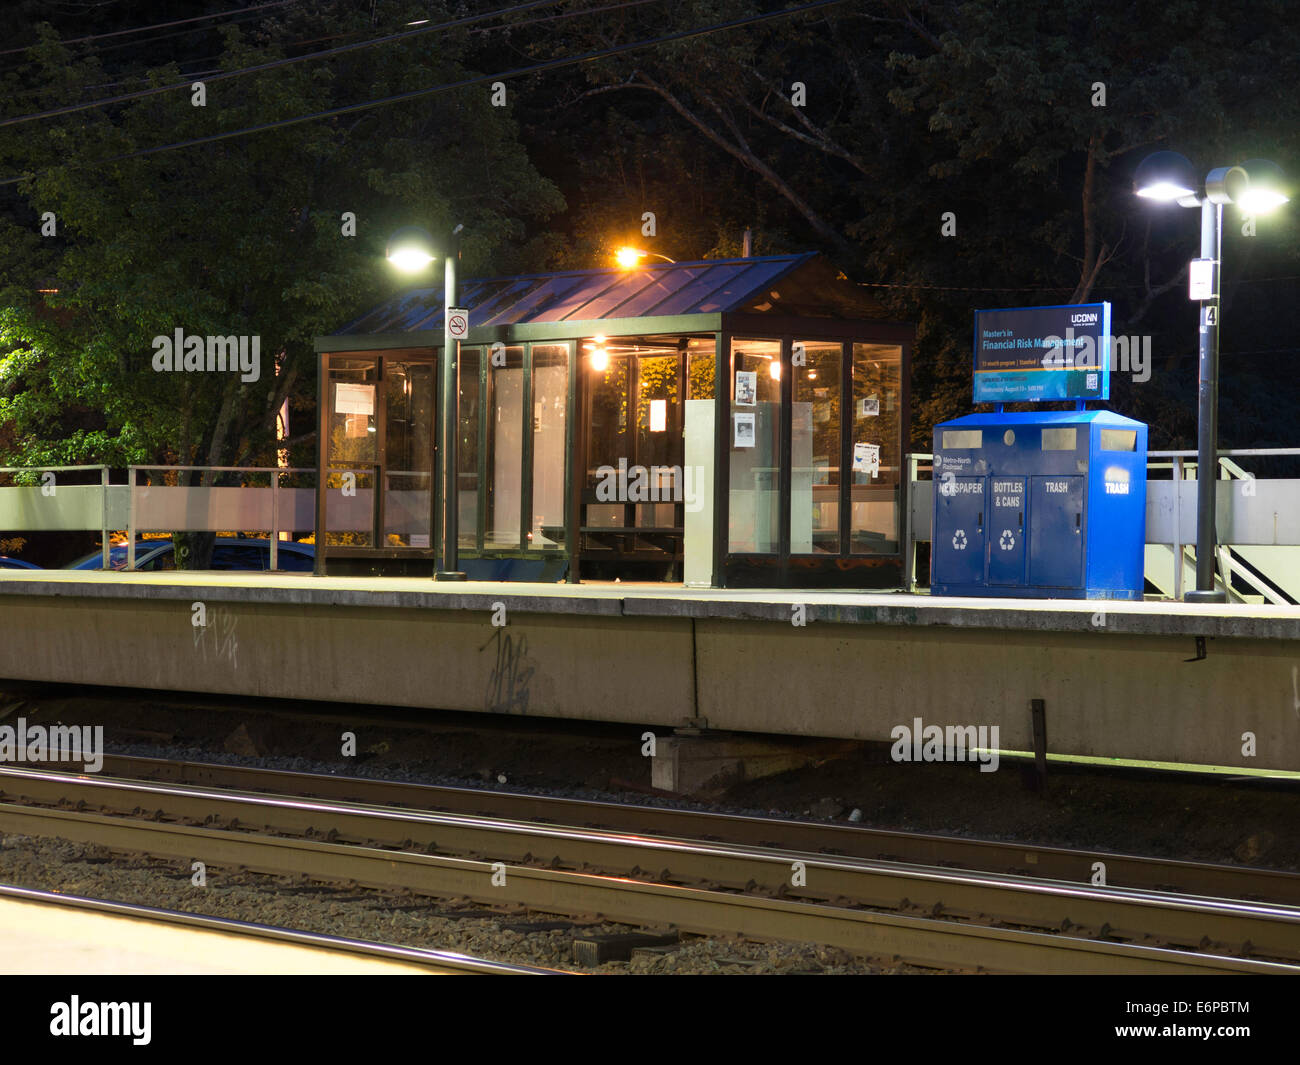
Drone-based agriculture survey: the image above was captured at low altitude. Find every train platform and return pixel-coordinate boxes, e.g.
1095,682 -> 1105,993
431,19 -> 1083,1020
1,570 -> 1298,773
1,568 -> 1298,638
0,886 -> 447,975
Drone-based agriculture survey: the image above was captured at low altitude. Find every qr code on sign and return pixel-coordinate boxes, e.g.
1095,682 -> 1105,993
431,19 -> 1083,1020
1086,372 -> 1098,390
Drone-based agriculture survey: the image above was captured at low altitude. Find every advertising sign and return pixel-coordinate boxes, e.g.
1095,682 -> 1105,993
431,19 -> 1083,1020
973,303 -> 1111,403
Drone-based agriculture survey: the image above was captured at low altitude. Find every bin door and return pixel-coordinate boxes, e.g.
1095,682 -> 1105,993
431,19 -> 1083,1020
987,476 -> 1026,586
934,476 -> 986,586
1029,476 -> 1084,588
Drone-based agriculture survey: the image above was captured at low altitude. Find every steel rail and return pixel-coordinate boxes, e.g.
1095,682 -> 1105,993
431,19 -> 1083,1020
49,754 -> 1300,907
0,800 -> 1291,975
0,883 -> 560,975
3,766 -> 1299,970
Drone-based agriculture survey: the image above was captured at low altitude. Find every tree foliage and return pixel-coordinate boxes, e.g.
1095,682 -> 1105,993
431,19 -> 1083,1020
2,0 -> 1298,509
0,2 -> 563,482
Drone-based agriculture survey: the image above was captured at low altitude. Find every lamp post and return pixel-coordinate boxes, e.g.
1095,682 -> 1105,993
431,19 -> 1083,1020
1133,153 -> 1288,603
386,224 -> 467,580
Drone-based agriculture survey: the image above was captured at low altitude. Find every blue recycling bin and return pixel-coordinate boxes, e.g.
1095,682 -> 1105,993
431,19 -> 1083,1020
931,410 -> 1147,599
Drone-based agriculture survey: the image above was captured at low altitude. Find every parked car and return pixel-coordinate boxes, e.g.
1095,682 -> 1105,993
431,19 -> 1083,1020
0,556 -> 42,569
65,538 -> 315,572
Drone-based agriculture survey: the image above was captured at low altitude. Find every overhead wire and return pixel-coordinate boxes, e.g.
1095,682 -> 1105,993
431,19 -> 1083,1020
0,0 -> 845,186
0,0 -> 576,125
0,0 -> 301,58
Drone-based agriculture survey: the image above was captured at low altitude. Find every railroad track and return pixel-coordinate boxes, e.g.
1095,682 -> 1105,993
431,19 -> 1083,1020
0,883 -> 560,975
84,753 -> 1300,907
2,765 -> 1298,973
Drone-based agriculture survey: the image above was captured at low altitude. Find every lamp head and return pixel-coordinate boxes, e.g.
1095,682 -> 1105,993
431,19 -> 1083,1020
1237,158 -> 1289,214
1134,151 -> 1199,203
615,246 -> 644,269
1204,165 -> 1250,206
386,226 -> 437,272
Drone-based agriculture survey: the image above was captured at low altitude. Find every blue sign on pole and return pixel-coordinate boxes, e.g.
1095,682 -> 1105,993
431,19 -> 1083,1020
973,303 -> 1111,403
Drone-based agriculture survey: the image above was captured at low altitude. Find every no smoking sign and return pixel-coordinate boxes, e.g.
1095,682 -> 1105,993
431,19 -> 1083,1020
447,308 -> 469,339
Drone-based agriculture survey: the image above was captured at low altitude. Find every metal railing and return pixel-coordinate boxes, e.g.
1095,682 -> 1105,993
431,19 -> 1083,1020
0,465 -> 315,571
1147,450 -> 1300,602
127,466 -> 315,571
0,465 -> 113,569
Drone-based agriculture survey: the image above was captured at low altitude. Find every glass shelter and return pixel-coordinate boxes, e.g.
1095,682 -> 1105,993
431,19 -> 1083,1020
314,253 -> 913,587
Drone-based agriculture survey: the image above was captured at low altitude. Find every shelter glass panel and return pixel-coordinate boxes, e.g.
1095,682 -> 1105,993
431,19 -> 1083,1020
325,357 -> 379,548
635,351 -> 681,530
486,345 -> 525,548
382,360 -> 434,547
458,347 -> 482,549
585,344 -> 630,531
728,338 -> 781,554
529,344 -> 568,551
687,338 -> 716,400
791,340 -> 842,554
850,343 -> 902,554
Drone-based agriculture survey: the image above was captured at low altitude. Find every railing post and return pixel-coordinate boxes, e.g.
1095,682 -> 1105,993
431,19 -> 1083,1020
1217,453 -> 1234,599
902,453 -> 916,593
270,471 -> 279,572
100,465 -> 110,570
1173,456 -> 1184,601
126,466 -> 137,571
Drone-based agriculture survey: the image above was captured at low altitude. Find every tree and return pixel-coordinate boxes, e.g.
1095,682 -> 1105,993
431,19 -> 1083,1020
0,2 -> 564,562
523,0 -> 1300,448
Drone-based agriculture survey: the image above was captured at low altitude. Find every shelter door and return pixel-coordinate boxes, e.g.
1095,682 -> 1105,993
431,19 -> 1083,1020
324,355 -> 436,552
583,346 -> 686,575
382,360 -> 436,548
324,356 -> 381,547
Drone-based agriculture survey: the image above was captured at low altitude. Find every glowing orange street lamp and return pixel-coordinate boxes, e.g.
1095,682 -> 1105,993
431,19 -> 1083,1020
614,246 -> 675,268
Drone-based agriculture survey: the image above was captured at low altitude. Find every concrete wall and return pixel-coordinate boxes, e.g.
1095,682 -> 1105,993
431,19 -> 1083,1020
694,620 -> 1297,769
0,578 -> 1297,771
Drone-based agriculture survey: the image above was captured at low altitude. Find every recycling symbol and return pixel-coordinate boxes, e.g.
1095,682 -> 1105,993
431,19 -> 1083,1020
999,529 -> 1016,551
952,529 -> 968,550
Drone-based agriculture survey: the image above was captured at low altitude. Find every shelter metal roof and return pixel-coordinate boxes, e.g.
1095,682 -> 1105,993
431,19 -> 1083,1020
335,253 -> 819,335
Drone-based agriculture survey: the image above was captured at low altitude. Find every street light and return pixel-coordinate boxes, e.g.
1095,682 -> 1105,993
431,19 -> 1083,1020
385,226 -> 436,272
1134,153 -> 1289,603
614,246 -> 675,268
386,223 -> 467,580
1237,159 -> 1290,213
